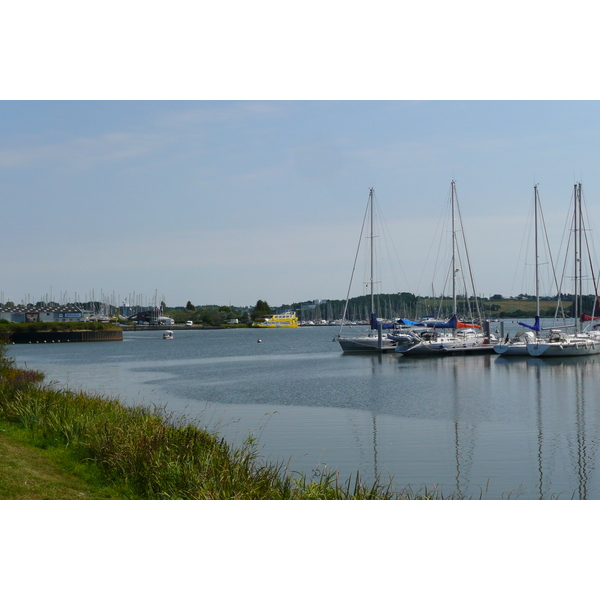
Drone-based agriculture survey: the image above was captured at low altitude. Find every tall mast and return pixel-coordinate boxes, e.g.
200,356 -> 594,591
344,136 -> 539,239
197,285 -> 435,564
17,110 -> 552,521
451,180 -> 457,316
369,187 -> 375,316
578,183 -> 583,331
579,183 -> 583,312
534,184 -> 540,318
576,183 -> 583,323
574,183 -> 580,332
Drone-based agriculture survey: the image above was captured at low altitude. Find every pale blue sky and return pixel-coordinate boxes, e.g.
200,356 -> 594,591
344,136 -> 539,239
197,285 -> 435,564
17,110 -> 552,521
2,3 -> 599,308
2,100 -> 600,307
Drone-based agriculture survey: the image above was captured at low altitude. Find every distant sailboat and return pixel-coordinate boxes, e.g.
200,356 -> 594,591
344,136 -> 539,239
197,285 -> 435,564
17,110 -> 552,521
336,188 -> 397,353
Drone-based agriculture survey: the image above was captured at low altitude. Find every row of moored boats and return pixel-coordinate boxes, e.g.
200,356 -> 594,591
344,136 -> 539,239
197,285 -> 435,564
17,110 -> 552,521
336,182 -> 600,358
337,313 -> 600,357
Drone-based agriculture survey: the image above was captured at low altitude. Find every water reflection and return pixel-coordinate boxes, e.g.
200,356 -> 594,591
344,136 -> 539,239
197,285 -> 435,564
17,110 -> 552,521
372,413 -> 378,482
450,361 -> 475,497
495,354 -> 598,498
535,365 -> 545,499
327,350 -> 600,497
496,354 -> 600,370
573,369 -> 593,500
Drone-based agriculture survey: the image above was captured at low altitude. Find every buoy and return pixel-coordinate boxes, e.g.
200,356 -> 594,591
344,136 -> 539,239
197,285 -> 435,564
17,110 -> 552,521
257,339 -> 262,343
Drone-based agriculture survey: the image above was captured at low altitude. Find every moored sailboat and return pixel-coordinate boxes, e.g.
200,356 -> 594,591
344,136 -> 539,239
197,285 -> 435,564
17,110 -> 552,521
335,188 -> 398,353
527,183 -> 600,357
396,181 -> 493,356
495,185 -> 546,356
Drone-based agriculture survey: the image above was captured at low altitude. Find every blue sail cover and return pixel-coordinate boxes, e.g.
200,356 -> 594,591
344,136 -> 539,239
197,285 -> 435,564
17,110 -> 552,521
396,318 -> 422,326
370,314 -> 395,330
433,314 -> 458,329
430,314 -> 482,329
518,315 -> 541,332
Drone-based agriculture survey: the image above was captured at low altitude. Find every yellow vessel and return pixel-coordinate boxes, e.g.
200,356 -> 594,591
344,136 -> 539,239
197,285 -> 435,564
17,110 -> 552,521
251,311 -> 299,328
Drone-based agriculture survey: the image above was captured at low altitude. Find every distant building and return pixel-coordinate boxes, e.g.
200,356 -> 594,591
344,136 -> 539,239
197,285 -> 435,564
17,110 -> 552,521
127,311 -> 173,325
0,305 -> 91,323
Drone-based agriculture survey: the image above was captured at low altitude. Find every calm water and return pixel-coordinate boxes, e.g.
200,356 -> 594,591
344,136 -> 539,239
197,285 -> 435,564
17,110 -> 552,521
8,321 -> 600,499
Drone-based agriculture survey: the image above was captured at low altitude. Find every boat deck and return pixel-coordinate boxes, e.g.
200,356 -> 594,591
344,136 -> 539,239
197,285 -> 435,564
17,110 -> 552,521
398,344 -> 497,357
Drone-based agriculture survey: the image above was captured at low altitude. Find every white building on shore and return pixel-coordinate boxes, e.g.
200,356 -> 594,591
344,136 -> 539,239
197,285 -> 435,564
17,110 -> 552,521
0,305 -> 92,323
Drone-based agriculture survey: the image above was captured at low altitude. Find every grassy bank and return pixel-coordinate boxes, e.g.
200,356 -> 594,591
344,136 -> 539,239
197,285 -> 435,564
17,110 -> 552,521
0,344 -> 441,500
0,424 -> 127,499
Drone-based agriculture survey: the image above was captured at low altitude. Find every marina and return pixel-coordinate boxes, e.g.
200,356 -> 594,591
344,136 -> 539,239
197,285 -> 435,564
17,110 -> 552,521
8,321 -> 600,499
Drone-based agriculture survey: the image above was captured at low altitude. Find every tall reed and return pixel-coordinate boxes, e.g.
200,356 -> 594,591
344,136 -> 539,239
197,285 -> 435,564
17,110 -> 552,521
0,343 -> 442,499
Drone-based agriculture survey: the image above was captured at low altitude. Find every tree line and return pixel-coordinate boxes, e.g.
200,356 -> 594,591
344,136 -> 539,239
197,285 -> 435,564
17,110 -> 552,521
166,294 -> 600,325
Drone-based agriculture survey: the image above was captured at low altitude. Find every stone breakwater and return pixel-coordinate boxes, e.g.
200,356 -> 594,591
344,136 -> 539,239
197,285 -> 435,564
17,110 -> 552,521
1,330 -> 123,344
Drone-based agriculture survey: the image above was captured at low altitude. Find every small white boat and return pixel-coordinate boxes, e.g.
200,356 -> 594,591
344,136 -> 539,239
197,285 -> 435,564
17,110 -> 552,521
163,330 -> 174,339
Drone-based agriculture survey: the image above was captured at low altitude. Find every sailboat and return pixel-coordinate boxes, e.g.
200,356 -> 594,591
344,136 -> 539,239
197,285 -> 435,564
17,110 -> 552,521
494,185 -> 545,356
527,183 -> 600,357
395,181 -> 493,356
336,188 -> 398,353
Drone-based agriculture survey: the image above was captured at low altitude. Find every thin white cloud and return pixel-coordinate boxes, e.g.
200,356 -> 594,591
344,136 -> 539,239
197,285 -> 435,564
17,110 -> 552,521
0,130 -> 163,170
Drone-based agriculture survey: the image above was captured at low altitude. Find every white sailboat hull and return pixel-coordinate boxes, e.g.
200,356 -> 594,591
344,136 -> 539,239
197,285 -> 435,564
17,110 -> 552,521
493,342 -> 529,356
396,333 -> 490,356
493,331 -> 537,356
527,337 -> 600,357
337,336 -> 397,353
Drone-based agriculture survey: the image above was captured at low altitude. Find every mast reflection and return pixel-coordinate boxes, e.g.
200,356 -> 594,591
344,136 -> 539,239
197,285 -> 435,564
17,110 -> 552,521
534,364 -> 545,499
452,361 -> 476,497
574,369 -> 588,499
495,355 -> 596,499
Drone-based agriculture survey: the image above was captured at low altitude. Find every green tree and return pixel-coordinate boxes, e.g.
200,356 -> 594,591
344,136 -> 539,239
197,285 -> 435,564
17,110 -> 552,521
186,301 -> 195,311
199,307 -> 222,326
251,300 -> 271,321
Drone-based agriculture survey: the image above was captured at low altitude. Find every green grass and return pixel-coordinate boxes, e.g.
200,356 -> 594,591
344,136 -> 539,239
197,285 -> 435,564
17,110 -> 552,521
0,423 -> 128,499
0,342 -> 442,500
425,297 -> 565,318
484,298 -> 566,318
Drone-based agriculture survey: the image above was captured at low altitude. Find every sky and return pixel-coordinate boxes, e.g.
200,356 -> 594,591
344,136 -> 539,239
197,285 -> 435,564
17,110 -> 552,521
2,4 -> 600,309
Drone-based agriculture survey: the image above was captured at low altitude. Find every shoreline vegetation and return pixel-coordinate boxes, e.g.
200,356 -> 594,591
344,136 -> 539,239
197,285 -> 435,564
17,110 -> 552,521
0,295 -> 584,338
0,343 -> 446,500
167,296 -> 583,327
